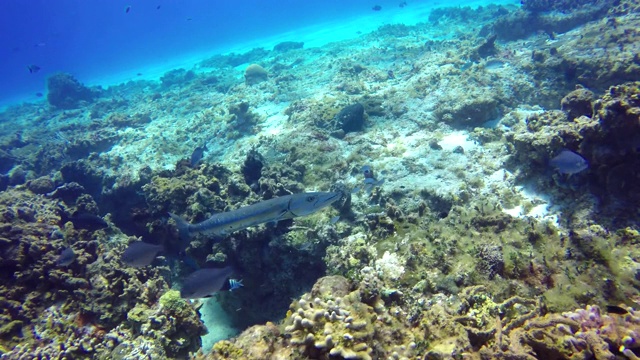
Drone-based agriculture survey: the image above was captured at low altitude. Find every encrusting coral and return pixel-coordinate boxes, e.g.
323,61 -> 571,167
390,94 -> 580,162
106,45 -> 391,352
0,186 -> 206,359
197,273 -> 640,359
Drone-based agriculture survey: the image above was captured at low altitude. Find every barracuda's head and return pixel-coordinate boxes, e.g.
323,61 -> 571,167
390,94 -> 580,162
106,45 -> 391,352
289,191 -> 342,217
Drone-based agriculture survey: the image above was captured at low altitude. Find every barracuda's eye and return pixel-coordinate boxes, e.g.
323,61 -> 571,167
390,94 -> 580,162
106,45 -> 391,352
307,196 -> 316,202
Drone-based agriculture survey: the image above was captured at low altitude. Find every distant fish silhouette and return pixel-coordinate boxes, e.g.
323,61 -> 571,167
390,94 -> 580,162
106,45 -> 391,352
136,73 -> 143,76
372,5 -> 382,11
58,206 -> 109,231
156,5 -> 161,10
399,1 -> 407,7
190,144 -> 208,166
606,305 -> 628,315
125,5 -> 131,13
35,92 -> 43,97
69,212 -> 108,230
27,65 -> 41,74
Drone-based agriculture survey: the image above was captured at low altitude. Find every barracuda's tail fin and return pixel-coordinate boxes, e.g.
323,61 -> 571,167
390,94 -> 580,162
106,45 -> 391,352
168,212 -> 191,242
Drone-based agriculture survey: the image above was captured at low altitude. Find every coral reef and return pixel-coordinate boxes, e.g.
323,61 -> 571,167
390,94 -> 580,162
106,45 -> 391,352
199,274 -> 640,359
46,73 -> 98,109
273,41 -> 303,52
0,3 -> 639,359
521,0 -> 611,13
508,82 -> 640,210
0,187 -> 205,359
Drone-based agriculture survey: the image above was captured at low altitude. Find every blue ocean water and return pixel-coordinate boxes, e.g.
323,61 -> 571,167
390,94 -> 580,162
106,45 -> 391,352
0,0 -> 384,106
0,0 -> 516,109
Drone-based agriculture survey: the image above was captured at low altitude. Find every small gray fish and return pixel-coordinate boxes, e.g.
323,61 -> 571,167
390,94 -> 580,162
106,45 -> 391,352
121,242 -> 164,267
549,150 -> 588,175
56,247 -> 75,267
180,266 -> 235,299
190,144 -> 208,166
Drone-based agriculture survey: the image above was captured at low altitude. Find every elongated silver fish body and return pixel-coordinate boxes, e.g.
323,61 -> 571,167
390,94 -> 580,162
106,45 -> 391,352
169,191 -> 341,240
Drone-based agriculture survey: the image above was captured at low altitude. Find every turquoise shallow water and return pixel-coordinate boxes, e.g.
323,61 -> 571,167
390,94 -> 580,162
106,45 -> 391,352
0,0 -> 518,109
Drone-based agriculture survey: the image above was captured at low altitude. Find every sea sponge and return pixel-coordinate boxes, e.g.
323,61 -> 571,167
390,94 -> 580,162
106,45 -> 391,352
244,64 -> 268,85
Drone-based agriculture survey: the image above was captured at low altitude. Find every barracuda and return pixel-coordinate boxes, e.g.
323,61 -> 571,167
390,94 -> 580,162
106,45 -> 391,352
169,191 -> 342,240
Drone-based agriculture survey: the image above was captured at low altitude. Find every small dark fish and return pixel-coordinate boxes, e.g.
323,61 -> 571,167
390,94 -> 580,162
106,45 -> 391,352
606,305 -> 628,315
359,165 -> 384,193
180,266 -> 235,299
387,70 -> 395,79
190,144 -> 208,166
27,65 -> 41,73
125,5 -> 131,13
362,165 -> 374,179
156,5 -> 161,10
136,73 -> 143,76
186,17 -> 193,21
549,150 -> 588,175
69,212 -> 109,231
399,1 -> 407,7
56,247 -> 75,267
372,5 -> 382,11
121,242 -> 164,267
35,92 -> 43,97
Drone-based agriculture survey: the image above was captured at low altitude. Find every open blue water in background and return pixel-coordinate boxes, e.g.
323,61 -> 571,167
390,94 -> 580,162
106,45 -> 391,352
0,0 -> 518,108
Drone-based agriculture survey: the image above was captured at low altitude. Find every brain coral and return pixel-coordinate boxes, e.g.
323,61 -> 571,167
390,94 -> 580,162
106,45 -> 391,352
244,64 -> 268,85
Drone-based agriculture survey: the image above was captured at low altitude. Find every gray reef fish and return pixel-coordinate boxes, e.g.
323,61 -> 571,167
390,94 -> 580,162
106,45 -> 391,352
169,191 -> 342,240
190,144 -> 208,166
549,150 -> 588,174
56,247 -> 75,267
180,266 -> 235,299
121,242 -> 164,267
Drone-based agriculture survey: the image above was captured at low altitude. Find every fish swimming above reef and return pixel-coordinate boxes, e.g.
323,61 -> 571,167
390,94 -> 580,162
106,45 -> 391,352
169,191 -> 342,240
372,5 -> 382,11
56,247 -> 75,267
549,150 -> 589,175
27,65 -> 40,74
190,144 -> 208,166
180,266 -> 235,299
121,241 -> 164,267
